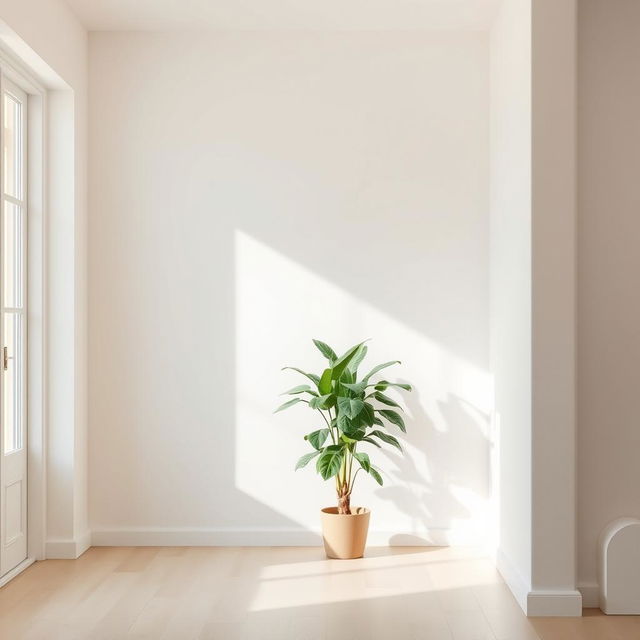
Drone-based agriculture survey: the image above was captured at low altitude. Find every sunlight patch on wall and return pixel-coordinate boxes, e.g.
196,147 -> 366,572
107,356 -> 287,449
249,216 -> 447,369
235,230 -> 493,543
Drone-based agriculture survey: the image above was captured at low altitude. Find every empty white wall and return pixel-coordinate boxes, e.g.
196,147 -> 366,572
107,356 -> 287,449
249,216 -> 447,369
88,31 -> 491,545
578,0 -> 640,601
489,0 -> 532,610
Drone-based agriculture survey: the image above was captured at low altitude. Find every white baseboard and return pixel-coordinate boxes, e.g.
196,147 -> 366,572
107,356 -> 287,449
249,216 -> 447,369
496,548 -> 529,613
578,582 -> 599,608
46,529 -> 92,559
92,528 -> 323,547
527,590 -> 583,617
496,548 -> 583,617
90,527 -> 464,548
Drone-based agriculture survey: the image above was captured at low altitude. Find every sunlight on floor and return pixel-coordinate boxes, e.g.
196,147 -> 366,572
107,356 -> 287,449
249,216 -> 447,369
249,547 -> 496,611
233,546 -> 540,639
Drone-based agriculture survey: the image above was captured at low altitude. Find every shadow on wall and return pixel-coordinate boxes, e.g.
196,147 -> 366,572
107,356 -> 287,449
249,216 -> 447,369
381,389 -> 491,546
233,229 -> 491,542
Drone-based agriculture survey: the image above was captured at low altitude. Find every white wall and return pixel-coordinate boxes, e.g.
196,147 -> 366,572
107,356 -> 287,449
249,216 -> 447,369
489,0 -> 532,610
578,0 -> 640,600
88,31 -> 492,545
491,0 -> 579,616
0,0 -> 89,558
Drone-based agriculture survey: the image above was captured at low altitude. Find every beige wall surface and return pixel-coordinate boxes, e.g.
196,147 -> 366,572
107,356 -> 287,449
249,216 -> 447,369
578,0 -> 640,592
530,0 -> 577,604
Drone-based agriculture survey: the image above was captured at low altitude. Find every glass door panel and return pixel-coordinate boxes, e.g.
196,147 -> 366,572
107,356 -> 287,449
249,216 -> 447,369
3,92 -> 22,199
3,201 -> 22,308
0,76 -> 27,576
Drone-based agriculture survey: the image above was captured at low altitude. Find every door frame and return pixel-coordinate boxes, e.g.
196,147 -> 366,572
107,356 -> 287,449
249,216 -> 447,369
0,48 -> 47,583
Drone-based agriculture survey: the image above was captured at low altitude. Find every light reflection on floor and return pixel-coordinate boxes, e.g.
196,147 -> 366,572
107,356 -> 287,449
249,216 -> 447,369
232,546 -> 539,639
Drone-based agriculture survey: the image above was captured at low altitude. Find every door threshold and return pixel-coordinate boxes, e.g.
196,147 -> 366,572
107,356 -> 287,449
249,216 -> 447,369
0,557 -> 35,588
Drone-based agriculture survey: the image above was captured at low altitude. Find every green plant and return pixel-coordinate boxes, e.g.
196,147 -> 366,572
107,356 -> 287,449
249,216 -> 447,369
275,339 -> 412,515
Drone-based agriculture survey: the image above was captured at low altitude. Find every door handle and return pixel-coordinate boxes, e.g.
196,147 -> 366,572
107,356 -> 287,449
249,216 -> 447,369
2,346 -> 10,371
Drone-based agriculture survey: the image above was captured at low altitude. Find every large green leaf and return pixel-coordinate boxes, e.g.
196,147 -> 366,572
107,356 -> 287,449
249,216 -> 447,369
373,380 -> 412,392
281,385 -> 316,396
347,344 -> 368,374
309,393 -> 335,410
378,409 -> 406,432
353,451 -> 371,473
362,436 -> 381,448
339,368 -> 354,384
318,368 -> 333,395
337,414 -> 363,438
305,428 -> 330,450
361,403 -> 375,427
373,391 -> 402,408
341,382 -> 367,397
341,430 -> 365,443
316,445 -> 344,480
337,412 -> 352,434
336,369 -> 353,397
369,429 -> 403,452
337,397 -> 365,420
331,341 -> 367,380
340,405 -> 372,432
372,416 -> 384,427
295,450 -> 321,470
362,361 -> 400,383
369,467 -> 384,486
274,398 -> 303,413
282,367 -> 321,387
312,339 -> 337,363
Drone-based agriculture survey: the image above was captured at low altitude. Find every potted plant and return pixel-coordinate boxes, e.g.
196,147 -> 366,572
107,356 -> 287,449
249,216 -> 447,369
275,339 -> 413,559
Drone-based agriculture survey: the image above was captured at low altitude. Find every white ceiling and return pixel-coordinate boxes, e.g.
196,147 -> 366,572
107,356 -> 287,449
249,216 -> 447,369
64,0 -> 501,31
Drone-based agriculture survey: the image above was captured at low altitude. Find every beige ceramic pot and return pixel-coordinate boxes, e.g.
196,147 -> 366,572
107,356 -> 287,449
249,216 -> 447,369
320,507 -> 371,559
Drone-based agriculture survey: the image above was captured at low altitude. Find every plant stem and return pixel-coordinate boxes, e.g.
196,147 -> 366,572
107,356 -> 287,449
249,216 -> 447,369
336,453 -> 352,514
348,448 -> 354,491
318,410 -> 335,444
349,468 -> 362,495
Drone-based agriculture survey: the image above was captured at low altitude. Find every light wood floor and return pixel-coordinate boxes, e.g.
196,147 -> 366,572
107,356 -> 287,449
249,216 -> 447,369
0,546 -> 636,639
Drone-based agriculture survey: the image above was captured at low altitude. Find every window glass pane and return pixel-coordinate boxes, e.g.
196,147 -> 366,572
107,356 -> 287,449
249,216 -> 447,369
3,93 -> 22,199
3,312 -> 23,453
3,201 -> 22,308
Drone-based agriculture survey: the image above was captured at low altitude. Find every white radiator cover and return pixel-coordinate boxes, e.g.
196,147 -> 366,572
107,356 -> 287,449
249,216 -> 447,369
599,518 -> 640,614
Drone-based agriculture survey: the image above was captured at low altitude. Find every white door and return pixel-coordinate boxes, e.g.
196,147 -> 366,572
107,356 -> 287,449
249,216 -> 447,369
0,76 -> 27,576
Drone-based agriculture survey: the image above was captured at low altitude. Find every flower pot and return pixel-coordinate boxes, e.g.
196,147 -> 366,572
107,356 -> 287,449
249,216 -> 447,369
320,507 -> 371,559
